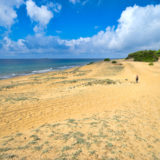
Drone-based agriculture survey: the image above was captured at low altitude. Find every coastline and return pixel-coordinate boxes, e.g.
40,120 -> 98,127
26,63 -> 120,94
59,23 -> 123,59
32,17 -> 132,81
0,65 -> 77,80
0,58 -> 103,80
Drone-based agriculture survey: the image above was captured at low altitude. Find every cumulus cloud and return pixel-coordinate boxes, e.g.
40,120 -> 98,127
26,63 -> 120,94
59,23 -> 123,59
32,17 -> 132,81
26,0 -> 53,32
0,0 -> 24,28
0,37 -> 27,56
64,4 -> 160,57
0,35 -> 69,56
26,0 -> 61,32
1,4 -> 160,58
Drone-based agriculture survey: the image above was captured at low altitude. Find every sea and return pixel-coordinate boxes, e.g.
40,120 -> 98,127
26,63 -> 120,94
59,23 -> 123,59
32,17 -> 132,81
0,59 -> 102,80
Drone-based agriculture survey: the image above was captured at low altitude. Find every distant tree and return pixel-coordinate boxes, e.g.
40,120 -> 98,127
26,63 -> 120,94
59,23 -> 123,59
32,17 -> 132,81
126,50 -> 159,62
155,49 -> 160,57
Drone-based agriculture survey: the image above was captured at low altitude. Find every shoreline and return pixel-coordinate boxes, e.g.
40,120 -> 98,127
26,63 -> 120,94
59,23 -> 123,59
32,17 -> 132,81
0,59 -> 104,81
0,65 -> 77,81
0,58 -> 125,81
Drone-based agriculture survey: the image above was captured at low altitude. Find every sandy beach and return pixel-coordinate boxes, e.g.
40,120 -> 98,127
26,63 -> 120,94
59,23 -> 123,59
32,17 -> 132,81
0,59 -> 160,159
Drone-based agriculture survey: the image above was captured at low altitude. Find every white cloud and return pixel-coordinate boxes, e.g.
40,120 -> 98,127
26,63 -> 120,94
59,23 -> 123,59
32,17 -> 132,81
0,0 -> 24,27
64,4 -> 160,57
0,34 -> 69,56
47,2 -> 62,13
69,0 -> 80,4
1,4 -> 160,58
69,0 -> 89,5
26,0 -> 55,32
1,37 -> 27,55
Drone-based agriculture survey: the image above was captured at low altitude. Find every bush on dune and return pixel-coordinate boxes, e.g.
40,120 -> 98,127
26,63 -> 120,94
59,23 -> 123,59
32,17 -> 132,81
149,62 -> 154,66
112,60 -> 117,64
104,58 -> 111,61
126,50 -> 159,62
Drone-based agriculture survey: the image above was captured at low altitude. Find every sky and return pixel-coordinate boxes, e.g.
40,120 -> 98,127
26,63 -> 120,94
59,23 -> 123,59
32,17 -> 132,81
0,0 -> 160,58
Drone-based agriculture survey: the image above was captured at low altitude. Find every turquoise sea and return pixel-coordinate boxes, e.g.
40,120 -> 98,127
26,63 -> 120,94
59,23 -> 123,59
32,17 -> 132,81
0,59 -> 102,79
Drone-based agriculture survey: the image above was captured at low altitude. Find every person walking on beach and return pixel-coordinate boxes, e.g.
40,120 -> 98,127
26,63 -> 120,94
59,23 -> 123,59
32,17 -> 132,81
136,75 -> 139,83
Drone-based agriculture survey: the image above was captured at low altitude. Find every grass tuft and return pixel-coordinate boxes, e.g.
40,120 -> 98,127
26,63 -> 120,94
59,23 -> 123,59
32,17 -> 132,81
42,146 -> 53,154
0,147 -> 12,152
62,146 -> 72,152
17,145 -> 29,150
34,145 -> 43,151
30,135 -> 40,141
72,149 -> 82,159
89,150 -> 96,155
67,119 -> 76,123
16,133 -> 23,137
0,154 -> 18,159
149,62 -> 154,66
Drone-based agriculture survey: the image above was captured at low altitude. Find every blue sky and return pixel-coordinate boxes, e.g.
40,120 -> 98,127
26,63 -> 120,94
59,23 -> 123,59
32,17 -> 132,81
0,0 -> 160,58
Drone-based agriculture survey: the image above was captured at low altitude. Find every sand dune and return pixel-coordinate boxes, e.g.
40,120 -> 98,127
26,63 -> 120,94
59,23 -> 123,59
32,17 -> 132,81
0,60 -> 160,159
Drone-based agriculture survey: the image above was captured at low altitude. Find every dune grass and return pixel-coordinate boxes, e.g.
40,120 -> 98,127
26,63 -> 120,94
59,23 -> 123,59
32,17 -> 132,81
0,108 -> 159,160
149,62 -> 154,66
0,81 -> 41,91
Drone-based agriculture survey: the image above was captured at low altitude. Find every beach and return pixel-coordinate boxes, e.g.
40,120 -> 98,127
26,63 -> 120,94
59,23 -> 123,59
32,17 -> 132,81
0,59 -> 160,159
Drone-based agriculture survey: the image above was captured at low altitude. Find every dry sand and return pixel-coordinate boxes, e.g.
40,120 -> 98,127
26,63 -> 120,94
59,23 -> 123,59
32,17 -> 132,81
0,60 -> 160,159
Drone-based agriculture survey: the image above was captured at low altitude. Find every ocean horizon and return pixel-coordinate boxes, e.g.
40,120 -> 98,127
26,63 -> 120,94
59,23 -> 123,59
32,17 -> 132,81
0,59 -> 103,79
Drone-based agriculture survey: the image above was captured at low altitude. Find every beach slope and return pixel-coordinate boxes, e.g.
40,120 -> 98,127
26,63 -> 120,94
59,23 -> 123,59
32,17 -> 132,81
0,60 -> 160,159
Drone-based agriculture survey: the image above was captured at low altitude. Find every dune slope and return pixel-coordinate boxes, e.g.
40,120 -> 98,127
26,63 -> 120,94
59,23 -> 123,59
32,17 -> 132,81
0,60 -> 160,159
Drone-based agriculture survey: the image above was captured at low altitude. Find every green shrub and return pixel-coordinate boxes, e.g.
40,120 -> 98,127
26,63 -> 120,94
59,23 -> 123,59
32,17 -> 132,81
126,50 -> 159,62
149,62 -> 154,66
112,60 -> 117,64
104,58 -> 110,61
155,49 -> 160,57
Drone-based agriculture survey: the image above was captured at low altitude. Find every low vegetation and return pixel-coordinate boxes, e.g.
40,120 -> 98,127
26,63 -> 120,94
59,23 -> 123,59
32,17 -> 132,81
0,81 -> 41,91
83,79 -> 116,86
155,49 -> 160,56
112,60 -> 117,64
149,62 -> 154,66
104,58 -> 110,61
0,109 -> 159,159
126,50 -> 159,62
